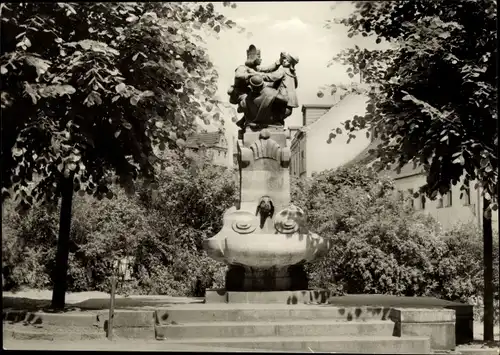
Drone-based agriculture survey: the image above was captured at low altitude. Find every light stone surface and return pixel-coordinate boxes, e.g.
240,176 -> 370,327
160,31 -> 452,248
390,308 -> 457,350
203,127 -> 331,290
390,308 -> 456,323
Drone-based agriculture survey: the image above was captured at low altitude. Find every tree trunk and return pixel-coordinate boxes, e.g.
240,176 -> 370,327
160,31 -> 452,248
483,196 -> 494,341
51,176 -> 74,311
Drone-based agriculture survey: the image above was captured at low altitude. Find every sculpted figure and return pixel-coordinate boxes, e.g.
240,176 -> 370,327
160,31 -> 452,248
255,196 -> 275,229
260,52 -> 299,121
227,45 -> 281,105
236,75 -> 288,128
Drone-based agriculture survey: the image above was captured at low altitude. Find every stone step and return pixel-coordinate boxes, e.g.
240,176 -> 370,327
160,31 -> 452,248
155,304 -> 392,324
3,324 -> 104,341
157,335 -> 431,353
3,309 -> 99,327
156,319 -> 394,339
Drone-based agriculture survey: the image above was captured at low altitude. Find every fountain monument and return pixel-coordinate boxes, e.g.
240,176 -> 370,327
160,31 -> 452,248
202,45 -> 331,296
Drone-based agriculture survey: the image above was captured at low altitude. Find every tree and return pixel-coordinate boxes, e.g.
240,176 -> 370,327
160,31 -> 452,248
1,2 -> 238,309
2,150 -> 237,296
325,0 -> 497,340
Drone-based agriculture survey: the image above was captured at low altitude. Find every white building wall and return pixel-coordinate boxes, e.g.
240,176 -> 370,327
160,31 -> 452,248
305,94 -> 371,177
390,172 -> 498,232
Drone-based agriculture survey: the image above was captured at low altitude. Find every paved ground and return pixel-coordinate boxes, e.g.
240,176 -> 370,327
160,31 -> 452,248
2,338 -> 281,352
2,290 -> 203,311
474,325 -> 500,342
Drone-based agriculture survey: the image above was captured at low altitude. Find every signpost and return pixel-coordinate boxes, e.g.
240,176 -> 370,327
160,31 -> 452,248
107,255 -> 134,340
107,259 -> 119,340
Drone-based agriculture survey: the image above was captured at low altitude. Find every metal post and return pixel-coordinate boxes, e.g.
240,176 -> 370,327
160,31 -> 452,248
107,261 -> 119,340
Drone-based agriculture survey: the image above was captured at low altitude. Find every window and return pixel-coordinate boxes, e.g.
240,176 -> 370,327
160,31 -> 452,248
420,194 -> 426,210
444,190 -> 452,207
437,196 -> 444,208
463,187 -> 471,206
408,189 -> 415,209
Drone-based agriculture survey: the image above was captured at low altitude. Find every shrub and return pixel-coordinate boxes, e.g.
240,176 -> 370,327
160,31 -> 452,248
438,223 -> 499,302
439,222 -> 499,323
294,166 -> 495,304
2,149 -> 236,296
2,200 -> 58,290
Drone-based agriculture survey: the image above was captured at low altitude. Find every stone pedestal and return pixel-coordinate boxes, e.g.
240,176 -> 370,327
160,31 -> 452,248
225,265 -> 308,292
203,125 -> 331,292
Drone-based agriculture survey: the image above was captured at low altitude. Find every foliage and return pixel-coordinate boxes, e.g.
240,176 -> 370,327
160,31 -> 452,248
1,2 -> 238,210
438,223 -> 499,301
293,166 -> 496,302
2,202 -> 57,290
323,0 -> 498,207
2,152 -> 236,296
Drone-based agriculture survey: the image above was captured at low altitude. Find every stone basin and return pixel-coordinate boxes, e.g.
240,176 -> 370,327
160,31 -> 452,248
203,208 -> 331,269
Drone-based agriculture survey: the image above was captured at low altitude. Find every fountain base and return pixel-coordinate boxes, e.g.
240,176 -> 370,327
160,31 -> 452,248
205,288 -> 334,304
225,265 -> 308,292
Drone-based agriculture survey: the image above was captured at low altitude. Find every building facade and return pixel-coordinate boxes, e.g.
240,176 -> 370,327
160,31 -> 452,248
291,93 -> 497,231
185,131 -> 232,167
290,94 -> 371,178
349,137 -> 498,231
381,165 -> 497,231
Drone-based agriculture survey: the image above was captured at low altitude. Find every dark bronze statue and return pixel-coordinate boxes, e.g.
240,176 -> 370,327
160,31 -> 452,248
228,45 -> 299,128
236,75 -> 288,128
227,45 -> 280,105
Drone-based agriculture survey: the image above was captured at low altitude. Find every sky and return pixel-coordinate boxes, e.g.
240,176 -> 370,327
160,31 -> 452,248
201,1 -> 382,140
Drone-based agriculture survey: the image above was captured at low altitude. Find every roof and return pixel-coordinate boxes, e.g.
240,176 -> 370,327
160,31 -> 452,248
382,162 -> 425,180
290,128 -> 307,147
344,137 -> 425,179
185,131 -> 225,149
344,137 -> 382,168
301,104 -> 335,112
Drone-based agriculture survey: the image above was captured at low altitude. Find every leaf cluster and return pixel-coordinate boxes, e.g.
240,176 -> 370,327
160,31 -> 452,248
1,2 -> 235,211
324,0 -> 497,206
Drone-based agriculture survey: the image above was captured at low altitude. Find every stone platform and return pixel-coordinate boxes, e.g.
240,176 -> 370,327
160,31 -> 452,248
206,290 -> 474,346
3,293 -> 479,353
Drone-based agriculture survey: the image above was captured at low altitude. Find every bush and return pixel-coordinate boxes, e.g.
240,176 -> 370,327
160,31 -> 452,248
2,201 -> 58,291
293,166 -> 497,304
438,223 -> 498,302
439,223 -> 499,323
2,149 -> 235,296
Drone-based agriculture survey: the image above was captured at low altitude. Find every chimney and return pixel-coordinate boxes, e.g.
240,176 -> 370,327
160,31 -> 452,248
301,104 -> 334,127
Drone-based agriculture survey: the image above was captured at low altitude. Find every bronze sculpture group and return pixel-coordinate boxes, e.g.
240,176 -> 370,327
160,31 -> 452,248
227,44 -> 299,129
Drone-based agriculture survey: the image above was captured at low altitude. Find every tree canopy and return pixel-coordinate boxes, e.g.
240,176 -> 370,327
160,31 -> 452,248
324,0 -> 498,341
1,2 -> 237,210
0,1 -> 242,309
325,0 -> 497,208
